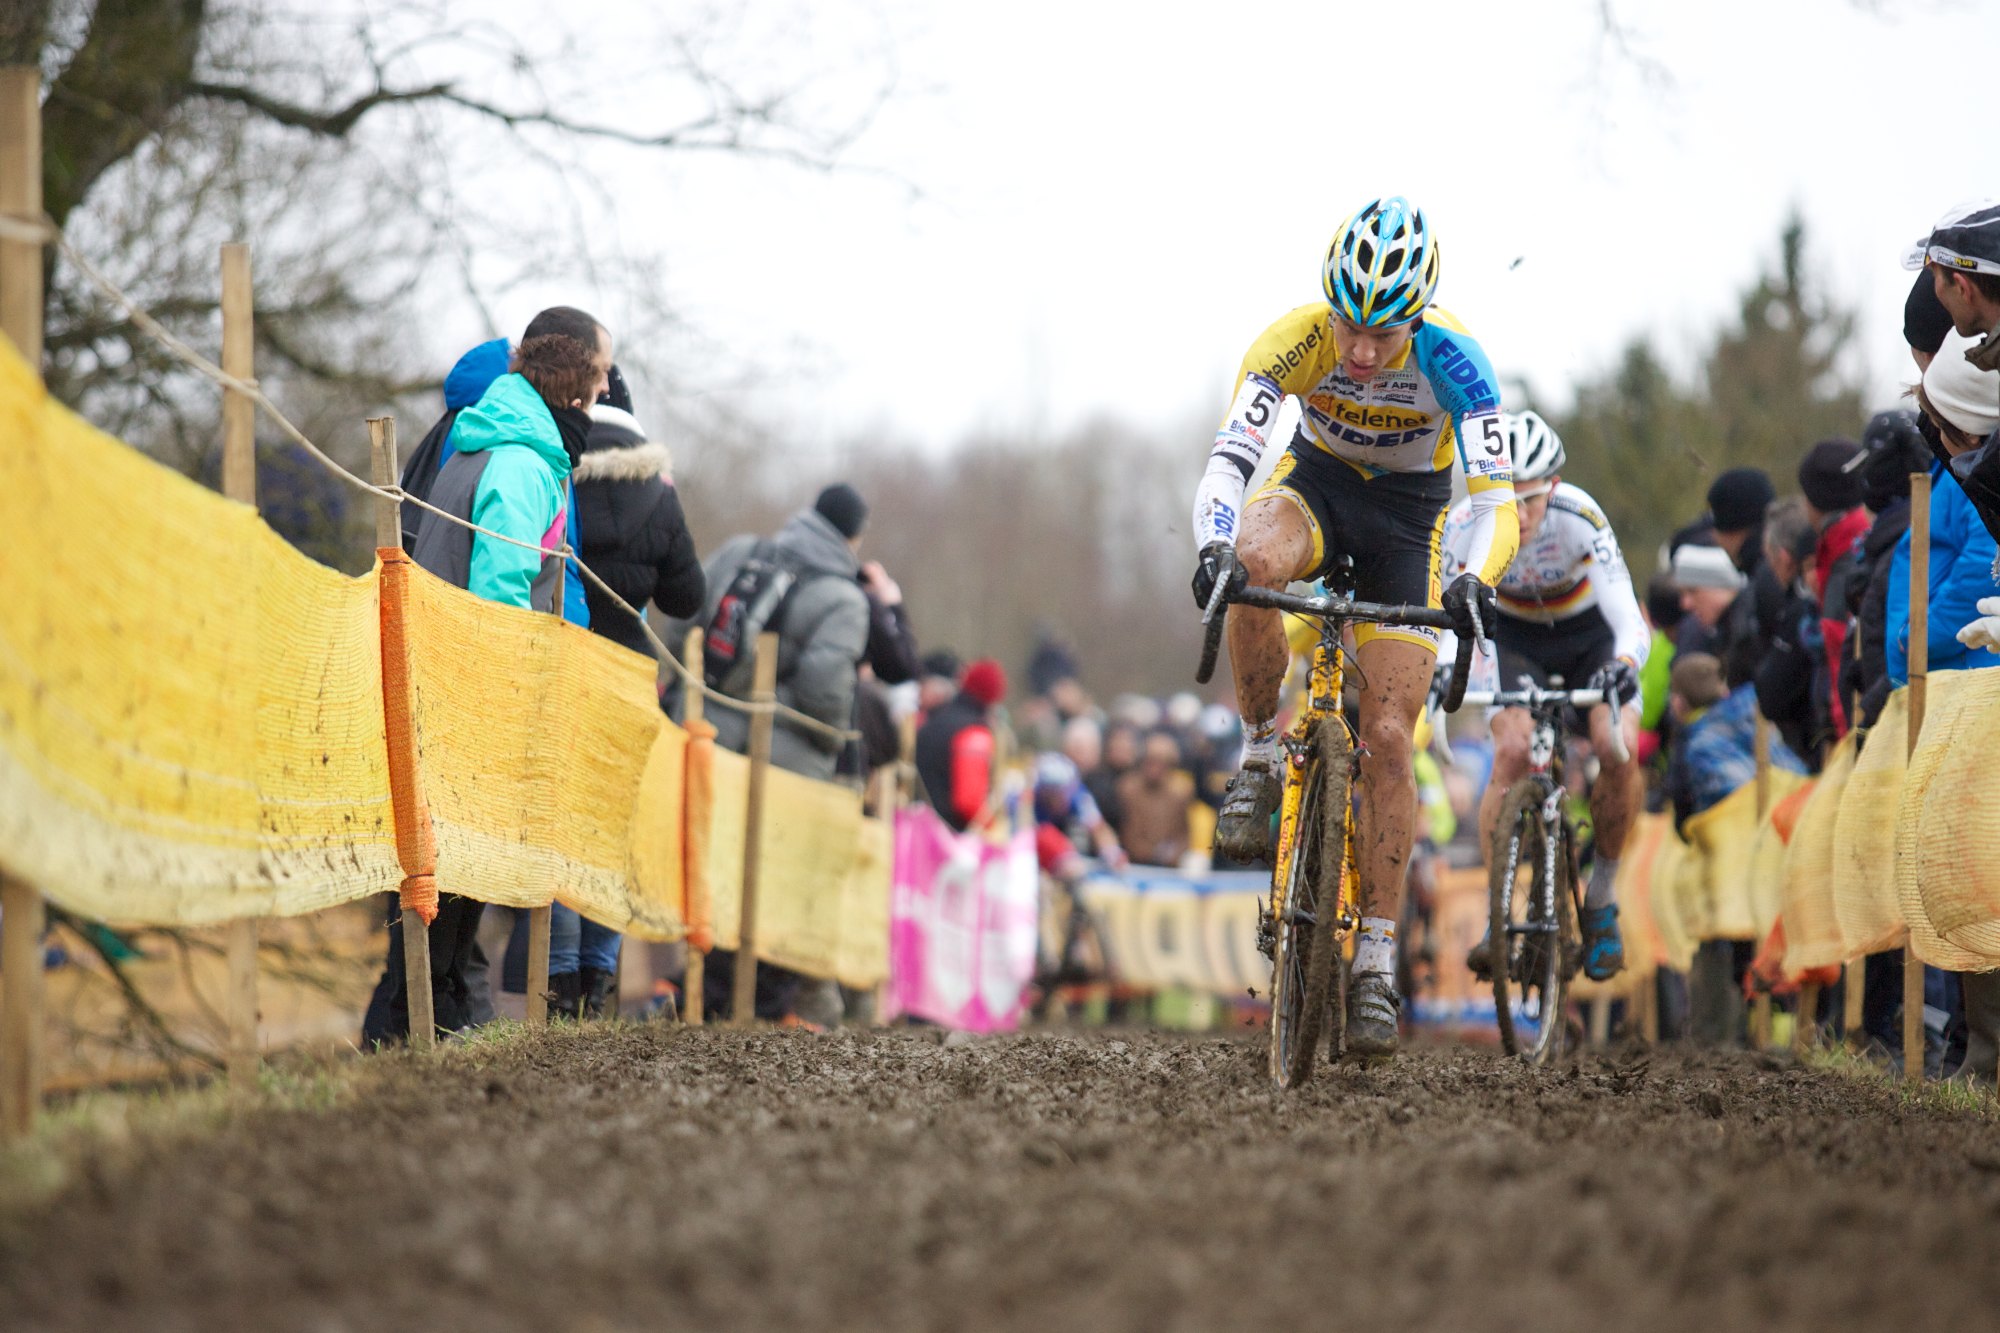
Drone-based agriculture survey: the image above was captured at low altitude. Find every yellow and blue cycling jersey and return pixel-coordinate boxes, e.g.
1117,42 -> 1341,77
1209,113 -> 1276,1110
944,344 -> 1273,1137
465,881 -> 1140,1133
1192,303 -> 1519,588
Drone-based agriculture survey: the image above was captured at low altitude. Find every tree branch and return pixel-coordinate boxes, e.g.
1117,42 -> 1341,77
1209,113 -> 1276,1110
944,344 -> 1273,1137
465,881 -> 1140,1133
186,77 -> 454,138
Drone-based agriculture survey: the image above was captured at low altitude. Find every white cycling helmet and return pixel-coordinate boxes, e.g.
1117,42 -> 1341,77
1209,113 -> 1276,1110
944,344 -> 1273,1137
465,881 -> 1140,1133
1322,196 -> 1440,329
1504,409 -> 1566,492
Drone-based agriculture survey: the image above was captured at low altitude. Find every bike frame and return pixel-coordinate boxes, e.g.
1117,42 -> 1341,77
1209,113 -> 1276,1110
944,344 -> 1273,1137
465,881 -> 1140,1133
1270,627 -> 1356,945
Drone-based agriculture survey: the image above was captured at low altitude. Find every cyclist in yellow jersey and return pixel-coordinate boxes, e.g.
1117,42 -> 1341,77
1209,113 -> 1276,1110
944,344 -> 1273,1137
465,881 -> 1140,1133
1190,197 -> 1517,1057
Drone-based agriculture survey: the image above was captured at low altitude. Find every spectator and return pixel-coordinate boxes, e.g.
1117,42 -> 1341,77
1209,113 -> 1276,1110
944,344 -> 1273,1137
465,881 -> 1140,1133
1638,573 -> 1682,763
1905,203 -> 2000,543
914,659 -> 1009,831
860,561 -> 920,686
571,404 -> 705,656
1088,721 -> 1140,837
1751,496 -> 1824,764
684,483 -> 875,1027
1665,654 -> 1808,837
693,484 -> 874,781
1670,544 -> 1746,659
1027,628 -> 1081,698
1841,412 -> 1931,728
1705,467 -> 1780,687
1905,267 -> 1955,374
1665,651 -> 1808,1048
1887,339 -> 2000,690
916,650 -> 961,723
528,401 -> 706,1020
397,338 -> 510,551
1115,730 -> 1196,867
363,318 -> 611,1047
1797,438 -> 1870,736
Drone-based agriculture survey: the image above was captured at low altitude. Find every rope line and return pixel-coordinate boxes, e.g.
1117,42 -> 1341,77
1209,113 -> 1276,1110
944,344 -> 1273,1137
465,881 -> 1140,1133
19,219 -> 858,744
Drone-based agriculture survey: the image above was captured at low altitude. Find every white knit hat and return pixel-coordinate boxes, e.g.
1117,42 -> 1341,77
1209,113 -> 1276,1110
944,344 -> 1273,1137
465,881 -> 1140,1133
1924,330 -> 2000,439
1670,543 -> 1746,592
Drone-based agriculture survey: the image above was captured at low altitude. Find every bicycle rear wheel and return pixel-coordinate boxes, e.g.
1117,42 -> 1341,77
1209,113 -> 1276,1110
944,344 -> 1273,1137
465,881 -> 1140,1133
1267,721 -> 1353,1090
1488,779 -> 1570,1064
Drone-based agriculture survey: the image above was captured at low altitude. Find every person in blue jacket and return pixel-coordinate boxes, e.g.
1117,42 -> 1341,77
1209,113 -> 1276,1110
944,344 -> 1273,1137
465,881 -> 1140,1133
1886,464 -> 2000,686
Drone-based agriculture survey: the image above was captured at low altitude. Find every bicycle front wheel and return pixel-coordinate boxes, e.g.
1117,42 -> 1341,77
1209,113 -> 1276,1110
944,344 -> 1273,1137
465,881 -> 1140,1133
1267,721 -> 1353,1090
1488,779 -> 1570,1065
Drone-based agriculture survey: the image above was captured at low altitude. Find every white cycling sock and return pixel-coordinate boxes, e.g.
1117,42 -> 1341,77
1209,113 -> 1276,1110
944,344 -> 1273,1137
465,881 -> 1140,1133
1242,719 -> 1278,769
1585,855 -> 1619,911
1354,917 -> 1397,977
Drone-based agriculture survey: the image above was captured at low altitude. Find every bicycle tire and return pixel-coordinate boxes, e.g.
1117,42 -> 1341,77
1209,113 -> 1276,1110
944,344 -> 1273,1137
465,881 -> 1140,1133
1487,778 -> 1566,1064
1268,720 -> 1353,1090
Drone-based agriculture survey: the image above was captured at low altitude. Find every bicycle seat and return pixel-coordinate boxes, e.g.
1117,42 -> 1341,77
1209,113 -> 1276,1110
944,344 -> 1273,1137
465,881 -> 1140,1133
1323,555 -> 1358,599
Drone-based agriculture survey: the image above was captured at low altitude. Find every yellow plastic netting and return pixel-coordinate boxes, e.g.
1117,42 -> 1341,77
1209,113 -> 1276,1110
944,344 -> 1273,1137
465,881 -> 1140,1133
0,334 -> 890,976
0,324 -> 401,924
1780,731 -> 1855,971
1676,771 -> 1809,942
1833,691 -> 1910,957
1901,670 -> 2000,967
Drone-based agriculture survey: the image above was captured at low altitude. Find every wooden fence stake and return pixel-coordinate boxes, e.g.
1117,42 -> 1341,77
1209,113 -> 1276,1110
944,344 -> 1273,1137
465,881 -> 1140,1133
1748,710 -> 1772,1051
526,905 -> 551,1027
220,242 -> 260,1088
681,627 -> 706,1027
1844,958 -> 1865,1050
732,632 -> 781,1026
1794,981 -> 1820,1056
0,64 -> 45,1142
371,417 -> 435,1049
1904,469 -> 1931,1084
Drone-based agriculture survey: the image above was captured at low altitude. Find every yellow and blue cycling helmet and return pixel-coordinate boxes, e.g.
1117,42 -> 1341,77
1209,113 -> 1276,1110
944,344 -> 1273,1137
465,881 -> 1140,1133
1322,196 -> 1440,329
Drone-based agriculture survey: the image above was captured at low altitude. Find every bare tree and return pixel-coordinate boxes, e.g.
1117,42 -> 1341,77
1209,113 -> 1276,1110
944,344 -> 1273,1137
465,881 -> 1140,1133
25,0 -> 896,565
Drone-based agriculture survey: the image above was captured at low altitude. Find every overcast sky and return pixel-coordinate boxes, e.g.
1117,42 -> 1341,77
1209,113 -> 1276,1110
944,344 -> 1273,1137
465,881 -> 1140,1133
512,0 -> 1999,454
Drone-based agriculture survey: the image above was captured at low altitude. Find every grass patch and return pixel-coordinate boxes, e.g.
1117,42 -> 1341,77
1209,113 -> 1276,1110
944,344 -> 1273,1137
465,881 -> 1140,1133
1803,1040 -> 1998,1116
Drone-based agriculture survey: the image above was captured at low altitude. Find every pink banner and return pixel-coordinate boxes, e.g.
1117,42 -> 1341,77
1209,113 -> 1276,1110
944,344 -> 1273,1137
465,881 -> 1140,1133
886,805 -> 1040,1031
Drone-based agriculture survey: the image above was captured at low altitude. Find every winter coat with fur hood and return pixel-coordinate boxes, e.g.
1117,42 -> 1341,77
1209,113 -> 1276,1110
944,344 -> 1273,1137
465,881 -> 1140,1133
572,405 -> 706,658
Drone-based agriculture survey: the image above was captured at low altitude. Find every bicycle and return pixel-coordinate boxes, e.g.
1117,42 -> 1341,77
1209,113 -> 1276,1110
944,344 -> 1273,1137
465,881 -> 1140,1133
1196,566 -> 1475,1090
1460,679 -> 1629,1065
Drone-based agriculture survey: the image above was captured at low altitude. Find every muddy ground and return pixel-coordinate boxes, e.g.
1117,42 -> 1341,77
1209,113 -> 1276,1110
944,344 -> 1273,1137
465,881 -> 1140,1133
3,1027 -> 1999,1332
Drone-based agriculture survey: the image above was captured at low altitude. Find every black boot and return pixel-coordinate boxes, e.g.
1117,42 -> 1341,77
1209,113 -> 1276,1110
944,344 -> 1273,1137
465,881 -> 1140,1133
580,966 -> 617,1020
545,971 -> 584,1022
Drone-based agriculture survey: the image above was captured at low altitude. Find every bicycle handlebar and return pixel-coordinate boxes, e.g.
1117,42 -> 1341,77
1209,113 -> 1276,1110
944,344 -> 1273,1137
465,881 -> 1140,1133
1193,580 -> 1478,709
1460,685 -> 1633,765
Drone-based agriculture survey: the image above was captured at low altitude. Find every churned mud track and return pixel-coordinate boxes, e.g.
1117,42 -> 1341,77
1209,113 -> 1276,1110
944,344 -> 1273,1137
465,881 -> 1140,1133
5,1028 -> 2000,1332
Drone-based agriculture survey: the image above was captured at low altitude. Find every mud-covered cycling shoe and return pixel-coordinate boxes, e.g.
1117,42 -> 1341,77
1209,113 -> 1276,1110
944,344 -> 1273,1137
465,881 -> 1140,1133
1580,904 -> 1625,981
1345,970 -> 1402,1060
1214,761 -> 1281,864
1465,932 -> 1495,980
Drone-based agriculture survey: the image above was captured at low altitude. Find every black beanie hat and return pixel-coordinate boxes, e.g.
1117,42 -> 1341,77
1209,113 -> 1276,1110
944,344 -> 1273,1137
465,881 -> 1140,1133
1797,438 -> 1863,514
1905,270 -> 1953,359
814,483 -> 869,539
1706,467 -> 1776,533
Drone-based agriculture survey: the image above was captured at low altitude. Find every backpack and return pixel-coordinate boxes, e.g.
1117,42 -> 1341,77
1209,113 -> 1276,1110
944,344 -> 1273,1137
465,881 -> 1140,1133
703,541 -> 828,697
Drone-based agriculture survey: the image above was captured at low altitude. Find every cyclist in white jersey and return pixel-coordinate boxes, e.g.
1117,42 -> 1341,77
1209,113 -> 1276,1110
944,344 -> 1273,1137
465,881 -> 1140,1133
1436,410 -> 1645,979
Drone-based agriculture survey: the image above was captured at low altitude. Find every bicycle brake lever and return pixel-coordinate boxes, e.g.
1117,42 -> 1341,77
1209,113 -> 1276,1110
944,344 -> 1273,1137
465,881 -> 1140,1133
1202,569 -> 1231,627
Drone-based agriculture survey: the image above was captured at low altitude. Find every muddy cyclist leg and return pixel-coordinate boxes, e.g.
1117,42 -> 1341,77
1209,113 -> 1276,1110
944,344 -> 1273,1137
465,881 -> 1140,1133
1350,636 -> 1432,930
1212,497 -> 1314,862
1478,708 -> 1535,852
1225,497 -> 1314,727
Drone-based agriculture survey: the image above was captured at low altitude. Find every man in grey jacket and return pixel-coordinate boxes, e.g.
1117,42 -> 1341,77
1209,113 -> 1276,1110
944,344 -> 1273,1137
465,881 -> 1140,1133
692,484 -> 874,782
677,485 -> 872,1026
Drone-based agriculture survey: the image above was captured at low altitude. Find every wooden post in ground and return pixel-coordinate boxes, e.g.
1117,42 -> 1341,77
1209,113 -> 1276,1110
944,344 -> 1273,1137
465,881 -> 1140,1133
0,64 -> 45,1142
526,905 -> 551,1026
1903,470 -> 1932,1084
1750,712 -> 1772,1049
732,633 -> 781,1026
371,417 -> 435,1049
682,628 -> 707,1027
220,242 -> 259,1088
1794,981 -> 1820,1056
1844,960 -> 1866,1051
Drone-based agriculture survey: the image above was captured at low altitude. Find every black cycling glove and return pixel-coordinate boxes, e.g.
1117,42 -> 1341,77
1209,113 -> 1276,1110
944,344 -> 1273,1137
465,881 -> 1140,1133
1191,543 -> 1247,610
1587,658 -> 1641,707
1441,573 -> 1496,645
